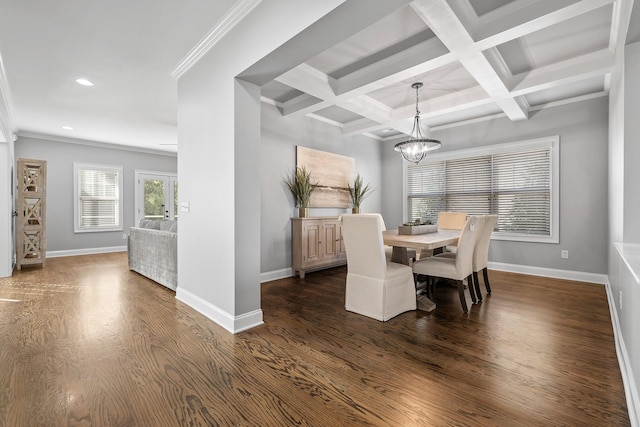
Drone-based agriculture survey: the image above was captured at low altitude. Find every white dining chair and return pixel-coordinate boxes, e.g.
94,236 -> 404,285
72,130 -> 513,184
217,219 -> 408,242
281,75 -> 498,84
435,215 -> 498,302
340,214 -> 417,321
412,216 -> 480,313
471,214 -> 498,300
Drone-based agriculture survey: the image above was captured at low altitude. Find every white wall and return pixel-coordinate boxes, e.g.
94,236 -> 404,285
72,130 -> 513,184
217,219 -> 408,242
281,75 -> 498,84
0,69 -> 15,277
0,141 -> 12,276
14,136 -> 176,254
382,96 -> 609,275
259,103 -> 383,276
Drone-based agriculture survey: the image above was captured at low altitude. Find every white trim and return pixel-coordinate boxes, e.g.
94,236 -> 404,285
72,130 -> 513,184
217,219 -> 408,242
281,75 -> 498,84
17,132 -> 177,157
605,279 -> 640,426
170,0 -> 263,79
487,261 -> 607,284
74,162 -> 124,233
306,113 -> 344,128
46,246 -> 127,258
260,96 -> 282,108
260,267 -> 293,283
175,287 -> 264,333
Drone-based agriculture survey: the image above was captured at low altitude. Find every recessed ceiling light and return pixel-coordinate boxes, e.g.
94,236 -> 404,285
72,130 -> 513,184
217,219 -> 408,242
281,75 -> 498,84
62,126 -> 73,130
75,78 -> 94,86
382,128 -> 393,133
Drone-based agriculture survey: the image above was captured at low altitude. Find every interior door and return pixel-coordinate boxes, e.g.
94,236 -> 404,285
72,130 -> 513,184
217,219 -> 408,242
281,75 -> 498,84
135,172 -> 178,226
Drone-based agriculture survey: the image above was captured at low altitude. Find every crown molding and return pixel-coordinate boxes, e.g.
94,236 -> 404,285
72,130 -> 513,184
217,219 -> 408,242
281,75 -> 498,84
171,0 -> 262,79
17,132 -> 177,157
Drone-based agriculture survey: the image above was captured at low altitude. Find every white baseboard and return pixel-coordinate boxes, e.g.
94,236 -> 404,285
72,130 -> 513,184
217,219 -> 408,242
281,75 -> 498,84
487,261 -> 607,284
605,278 -> 640,426
260,267 -> 293,283
175,287 -> 264,334
259,263 -> 607,285
47,245 -> 127,258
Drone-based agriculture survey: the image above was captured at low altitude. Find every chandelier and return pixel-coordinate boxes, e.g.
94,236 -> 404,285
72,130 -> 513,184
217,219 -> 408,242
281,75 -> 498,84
394,82 -> 441,164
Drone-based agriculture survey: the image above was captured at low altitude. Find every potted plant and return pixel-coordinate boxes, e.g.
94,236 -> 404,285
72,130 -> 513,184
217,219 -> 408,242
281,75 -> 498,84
348,173 -> 373,214
284,166 -> 318,217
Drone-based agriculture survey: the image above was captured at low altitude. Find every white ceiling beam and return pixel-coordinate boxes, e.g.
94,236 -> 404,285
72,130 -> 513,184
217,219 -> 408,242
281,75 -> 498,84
338,95 -> 392,123
280,93 -> 322,116
275,63 -> 337,100
278,41 -> 456,118
510,48 -> 615,95
319,43 -> 616,136
474,0 -> 615,49
334,37 -> 454,95
391,85 -> 493,120
411,0 -> 529,120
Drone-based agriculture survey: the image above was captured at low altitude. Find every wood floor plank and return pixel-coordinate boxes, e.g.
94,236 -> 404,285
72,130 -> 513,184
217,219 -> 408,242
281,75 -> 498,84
0,253 -> 630,426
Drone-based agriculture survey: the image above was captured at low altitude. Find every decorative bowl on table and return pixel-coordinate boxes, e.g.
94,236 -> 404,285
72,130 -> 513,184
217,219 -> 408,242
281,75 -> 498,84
398,221 -> 437,235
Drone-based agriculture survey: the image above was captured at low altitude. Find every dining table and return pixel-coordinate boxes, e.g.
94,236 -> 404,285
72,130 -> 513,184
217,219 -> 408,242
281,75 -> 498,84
382,228 -> 461,312
382,229 -> 460,265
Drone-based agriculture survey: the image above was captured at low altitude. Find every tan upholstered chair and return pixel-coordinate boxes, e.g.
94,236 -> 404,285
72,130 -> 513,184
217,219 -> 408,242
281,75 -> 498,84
437,211 -> 468,230
412,216 -> 480,313
418,211 -> 467,259
340,214 -> 417,321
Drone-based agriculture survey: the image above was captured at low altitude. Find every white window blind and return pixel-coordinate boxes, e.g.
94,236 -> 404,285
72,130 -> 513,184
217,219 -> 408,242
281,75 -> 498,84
406,137 -> 558,243
74,163 -> 123,232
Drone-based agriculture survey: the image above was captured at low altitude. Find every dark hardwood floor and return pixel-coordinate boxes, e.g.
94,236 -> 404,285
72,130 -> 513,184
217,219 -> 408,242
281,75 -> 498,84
0,252 -> 630,426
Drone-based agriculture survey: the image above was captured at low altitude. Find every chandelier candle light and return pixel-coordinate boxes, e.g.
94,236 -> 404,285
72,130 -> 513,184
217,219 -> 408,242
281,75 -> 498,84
394,82 -> 442,164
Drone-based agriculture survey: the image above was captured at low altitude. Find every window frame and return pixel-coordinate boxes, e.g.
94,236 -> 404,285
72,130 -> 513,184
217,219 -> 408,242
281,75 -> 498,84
73,162 -> 124,233
403,136 -> 559,244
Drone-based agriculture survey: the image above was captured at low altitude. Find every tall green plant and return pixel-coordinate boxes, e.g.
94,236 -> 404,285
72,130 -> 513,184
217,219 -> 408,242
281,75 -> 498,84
348,173 -> 373,208
284,166 -> 318,207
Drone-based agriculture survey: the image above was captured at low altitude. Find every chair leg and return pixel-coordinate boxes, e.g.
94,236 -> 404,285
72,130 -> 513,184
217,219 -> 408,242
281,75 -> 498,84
473,271 -> 482,302
483,268 -> 492,294
456,280 -> 468,313
467,275 -> 477,304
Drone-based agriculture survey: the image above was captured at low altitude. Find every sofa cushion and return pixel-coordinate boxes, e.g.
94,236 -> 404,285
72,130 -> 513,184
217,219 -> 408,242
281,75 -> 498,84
160,220 -> 178,233
139,219 -> 162,229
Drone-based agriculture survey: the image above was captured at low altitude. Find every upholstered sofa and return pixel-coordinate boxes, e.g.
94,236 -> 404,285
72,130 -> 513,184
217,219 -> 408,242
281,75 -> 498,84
127,219 -> 177,290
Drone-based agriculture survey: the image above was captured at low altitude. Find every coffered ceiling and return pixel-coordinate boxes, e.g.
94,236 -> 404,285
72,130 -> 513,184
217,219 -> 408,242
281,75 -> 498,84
261,0 -> 638,141
0,0 -> 638,151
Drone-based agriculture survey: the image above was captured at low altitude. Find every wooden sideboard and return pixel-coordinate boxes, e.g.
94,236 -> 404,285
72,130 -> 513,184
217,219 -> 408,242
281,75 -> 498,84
291,216 -> 346,278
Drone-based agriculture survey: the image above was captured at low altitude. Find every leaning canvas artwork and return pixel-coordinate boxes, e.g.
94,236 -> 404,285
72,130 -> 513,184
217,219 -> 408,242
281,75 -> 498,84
296,146 -> 355,208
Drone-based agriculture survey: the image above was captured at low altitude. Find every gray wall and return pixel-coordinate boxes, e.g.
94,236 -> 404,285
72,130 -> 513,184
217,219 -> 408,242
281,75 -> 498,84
260,103 -> 383,274
15,136 -> 176,252
608,40 -> 640,421
382,96 -> 609,274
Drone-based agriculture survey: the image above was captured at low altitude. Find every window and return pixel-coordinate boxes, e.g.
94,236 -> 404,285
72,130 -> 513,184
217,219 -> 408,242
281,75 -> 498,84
405,136 -> 559,243
74,163 -> 123,232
